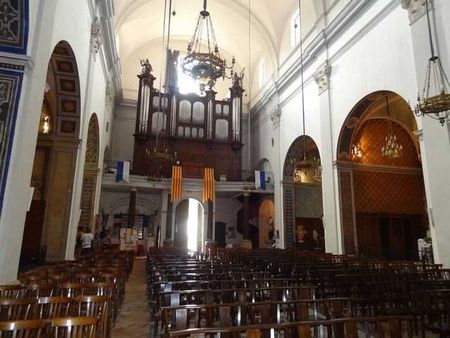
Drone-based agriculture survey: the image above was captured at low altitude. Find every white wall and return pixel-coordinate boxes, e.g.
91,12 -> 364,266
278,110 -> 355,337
111,103 -> 136,162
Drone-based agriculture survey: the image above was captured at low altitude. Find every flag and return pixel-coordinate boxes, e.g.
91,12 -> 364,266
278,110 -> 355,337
171,165 -> 183,202
255,170 -> 266,190
116,161 -> 130,182
203,168 -> 215,202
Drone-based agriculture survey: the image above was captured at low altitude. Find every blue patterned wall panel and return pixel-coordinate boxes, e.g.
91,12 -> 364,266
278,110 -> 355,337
0,65 -> 23,212
0,0 -> 29,54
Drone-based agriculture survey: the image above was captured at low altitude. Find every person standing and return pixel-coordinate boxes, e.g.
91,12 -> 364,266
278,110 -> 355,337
81,227 -> 94,255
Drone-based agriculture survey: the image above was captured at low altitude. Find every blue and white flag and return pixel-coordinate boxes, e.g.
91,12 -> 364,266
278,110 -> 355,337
116,161 -> 130,183
255,170 -> 266,190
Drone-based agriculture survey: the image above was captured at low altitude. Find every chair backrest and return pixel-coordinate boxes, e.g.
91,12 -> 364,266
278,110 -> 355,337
37,297 -> 71,319
0,285 -> 27,299
0,298 -> 36,321
57,283 -> 85,298
51,316 -> 97,338
0,319 -> 46,338
70,295 -> 109,338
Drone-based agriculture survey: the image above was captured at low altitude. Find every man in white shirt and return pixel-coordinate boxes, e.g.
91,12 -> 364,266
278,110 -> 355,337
81,227 -> 94,255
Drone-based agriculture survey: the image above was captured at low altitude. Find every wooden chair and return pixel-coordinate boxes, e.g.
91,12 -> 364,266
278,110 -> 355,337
51,316 -> 97,338
70,296 -> 109,338
0,298 -> 36,320
26,283 -> 54,299
0,319 -> 47,338
36,297 -> 71,319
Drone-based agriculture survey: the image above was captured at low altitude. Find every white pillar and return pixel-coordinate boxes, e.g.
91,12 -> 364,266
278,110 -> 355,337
314,62 -> 343,254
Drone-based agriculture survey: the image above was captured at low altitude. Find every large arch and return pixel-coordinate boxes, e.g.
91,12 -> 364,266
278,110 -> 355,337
79,113 -> 100,232
21,41 -> 81,266
336,91 -> 427,260
282,135 -> 324,249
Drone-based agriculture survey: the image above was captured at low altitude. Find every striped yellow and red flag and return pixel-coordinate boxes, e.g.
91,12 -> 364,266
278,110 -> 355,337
171,165 -> 182,202
202,168 -> 215,202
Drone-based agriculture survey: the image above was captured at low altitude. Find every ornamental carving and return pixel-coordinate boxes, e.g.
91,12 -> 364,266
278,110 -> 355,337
105,82 -> 114,109
313,62 -> 332,95
90,16 -> 102,55
85,114 -> 99,167
269,105 -> 282,128
400,0 -> 426,24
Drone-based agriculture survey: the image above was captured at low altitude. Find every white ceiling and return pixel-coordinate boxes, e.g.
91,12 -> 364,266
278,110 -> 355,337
113,0 -> 321,101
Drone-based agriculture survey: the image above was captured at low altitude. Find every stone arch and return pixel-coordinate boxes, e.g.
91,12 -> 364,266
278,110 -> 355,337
336,91 -> 427,259
79,113 -> 100,231
21,41 -> 81,264
282,135 -> 323,249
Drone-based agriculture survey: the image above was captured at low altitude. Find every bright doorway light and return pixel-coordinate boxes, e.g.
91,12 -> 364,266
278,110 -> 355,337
187,199 -> 199,251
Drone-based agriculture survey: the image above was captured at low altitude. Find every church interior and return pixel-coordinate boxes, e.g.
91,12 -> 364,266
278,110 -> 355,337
1,0 -> 450,336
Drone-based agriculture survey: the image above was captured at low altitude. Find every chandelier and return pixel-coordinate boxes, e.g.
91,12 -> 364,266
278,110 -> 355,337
352,143 -> 363,160
414,0 -> 450,125
182,0 -> 236,93
381,130 -> 403,159
381,96 -> 403,159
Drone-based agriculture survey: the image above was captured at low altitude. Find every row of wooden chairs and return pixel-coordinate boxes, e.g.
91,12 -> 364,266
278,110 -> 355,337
147,248 -> 450,337
0,250 -> 134,338
0,316 -> 97,338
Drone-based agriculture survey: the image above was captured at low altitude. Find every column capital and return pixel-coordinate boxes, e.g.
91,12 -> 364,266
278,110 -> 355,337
90,17 -> 103,56
400,0 -> 426,24
314,62 -> 332,95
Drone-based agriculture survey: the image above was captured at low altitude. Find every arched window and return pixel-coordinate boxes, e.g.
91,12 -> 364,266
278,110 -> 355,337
291,10 -> 301,48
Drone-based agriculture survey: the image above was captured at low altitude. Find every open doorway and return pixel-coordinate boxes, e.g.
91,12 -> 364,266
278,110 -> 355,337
174,198 -> 204,252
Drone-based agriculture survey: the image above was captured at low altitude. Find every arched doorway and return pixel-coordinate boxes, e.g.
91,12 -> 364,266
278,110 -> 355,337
282,135 -> 324,250
174,198 -> 204,251
337,91 -> 428,260
258,199 -> 274,248
79,114 -> 99,232
21,41 -> 81,266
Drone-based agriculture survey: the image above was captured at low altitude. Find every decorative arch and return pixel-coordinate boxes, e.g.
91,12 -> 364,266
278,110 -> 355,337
79,114 -> 100,230
336,91 -> 427,259
282,135 -> 323,249
48,41 -> 81,138
283,135 -> 321,179
22,41 -> 82,262
337,90 -> 418,161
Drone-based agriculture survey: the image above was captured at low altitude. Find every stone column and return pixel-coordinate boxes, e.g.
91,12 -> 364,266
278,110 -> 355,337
159,190 -> 169,246
314,61 -> 343,254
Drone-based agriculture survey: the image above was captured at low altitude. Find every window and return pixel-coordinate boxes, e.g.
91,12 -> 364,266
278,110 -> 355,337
177,54 -> 201,95
258,58 -> 266,89
291,10 -> 301,48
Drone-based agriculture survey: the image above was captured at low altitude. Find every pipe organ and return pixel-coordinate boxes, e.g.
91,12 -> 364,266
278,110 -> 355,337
132,60 -> 244,180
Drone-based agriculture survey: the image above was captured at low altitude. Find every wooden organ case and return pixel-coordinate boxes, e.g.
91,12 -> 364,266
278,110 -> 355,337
132,60 -> 244,180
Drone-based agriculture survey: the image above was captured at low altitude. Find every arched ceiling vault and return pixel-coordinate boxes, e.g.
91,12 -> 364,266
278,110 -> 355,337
114,0 -> 321,101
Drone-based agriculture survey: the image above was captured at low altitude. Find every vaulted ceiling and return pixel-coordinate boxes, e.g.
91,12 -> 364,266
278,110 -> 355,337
113,0 -> 322,102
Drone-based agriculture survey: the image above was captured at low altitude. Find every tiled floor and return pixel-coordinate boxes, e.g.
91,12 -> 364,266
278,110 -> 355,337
112,257 -> 150,337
